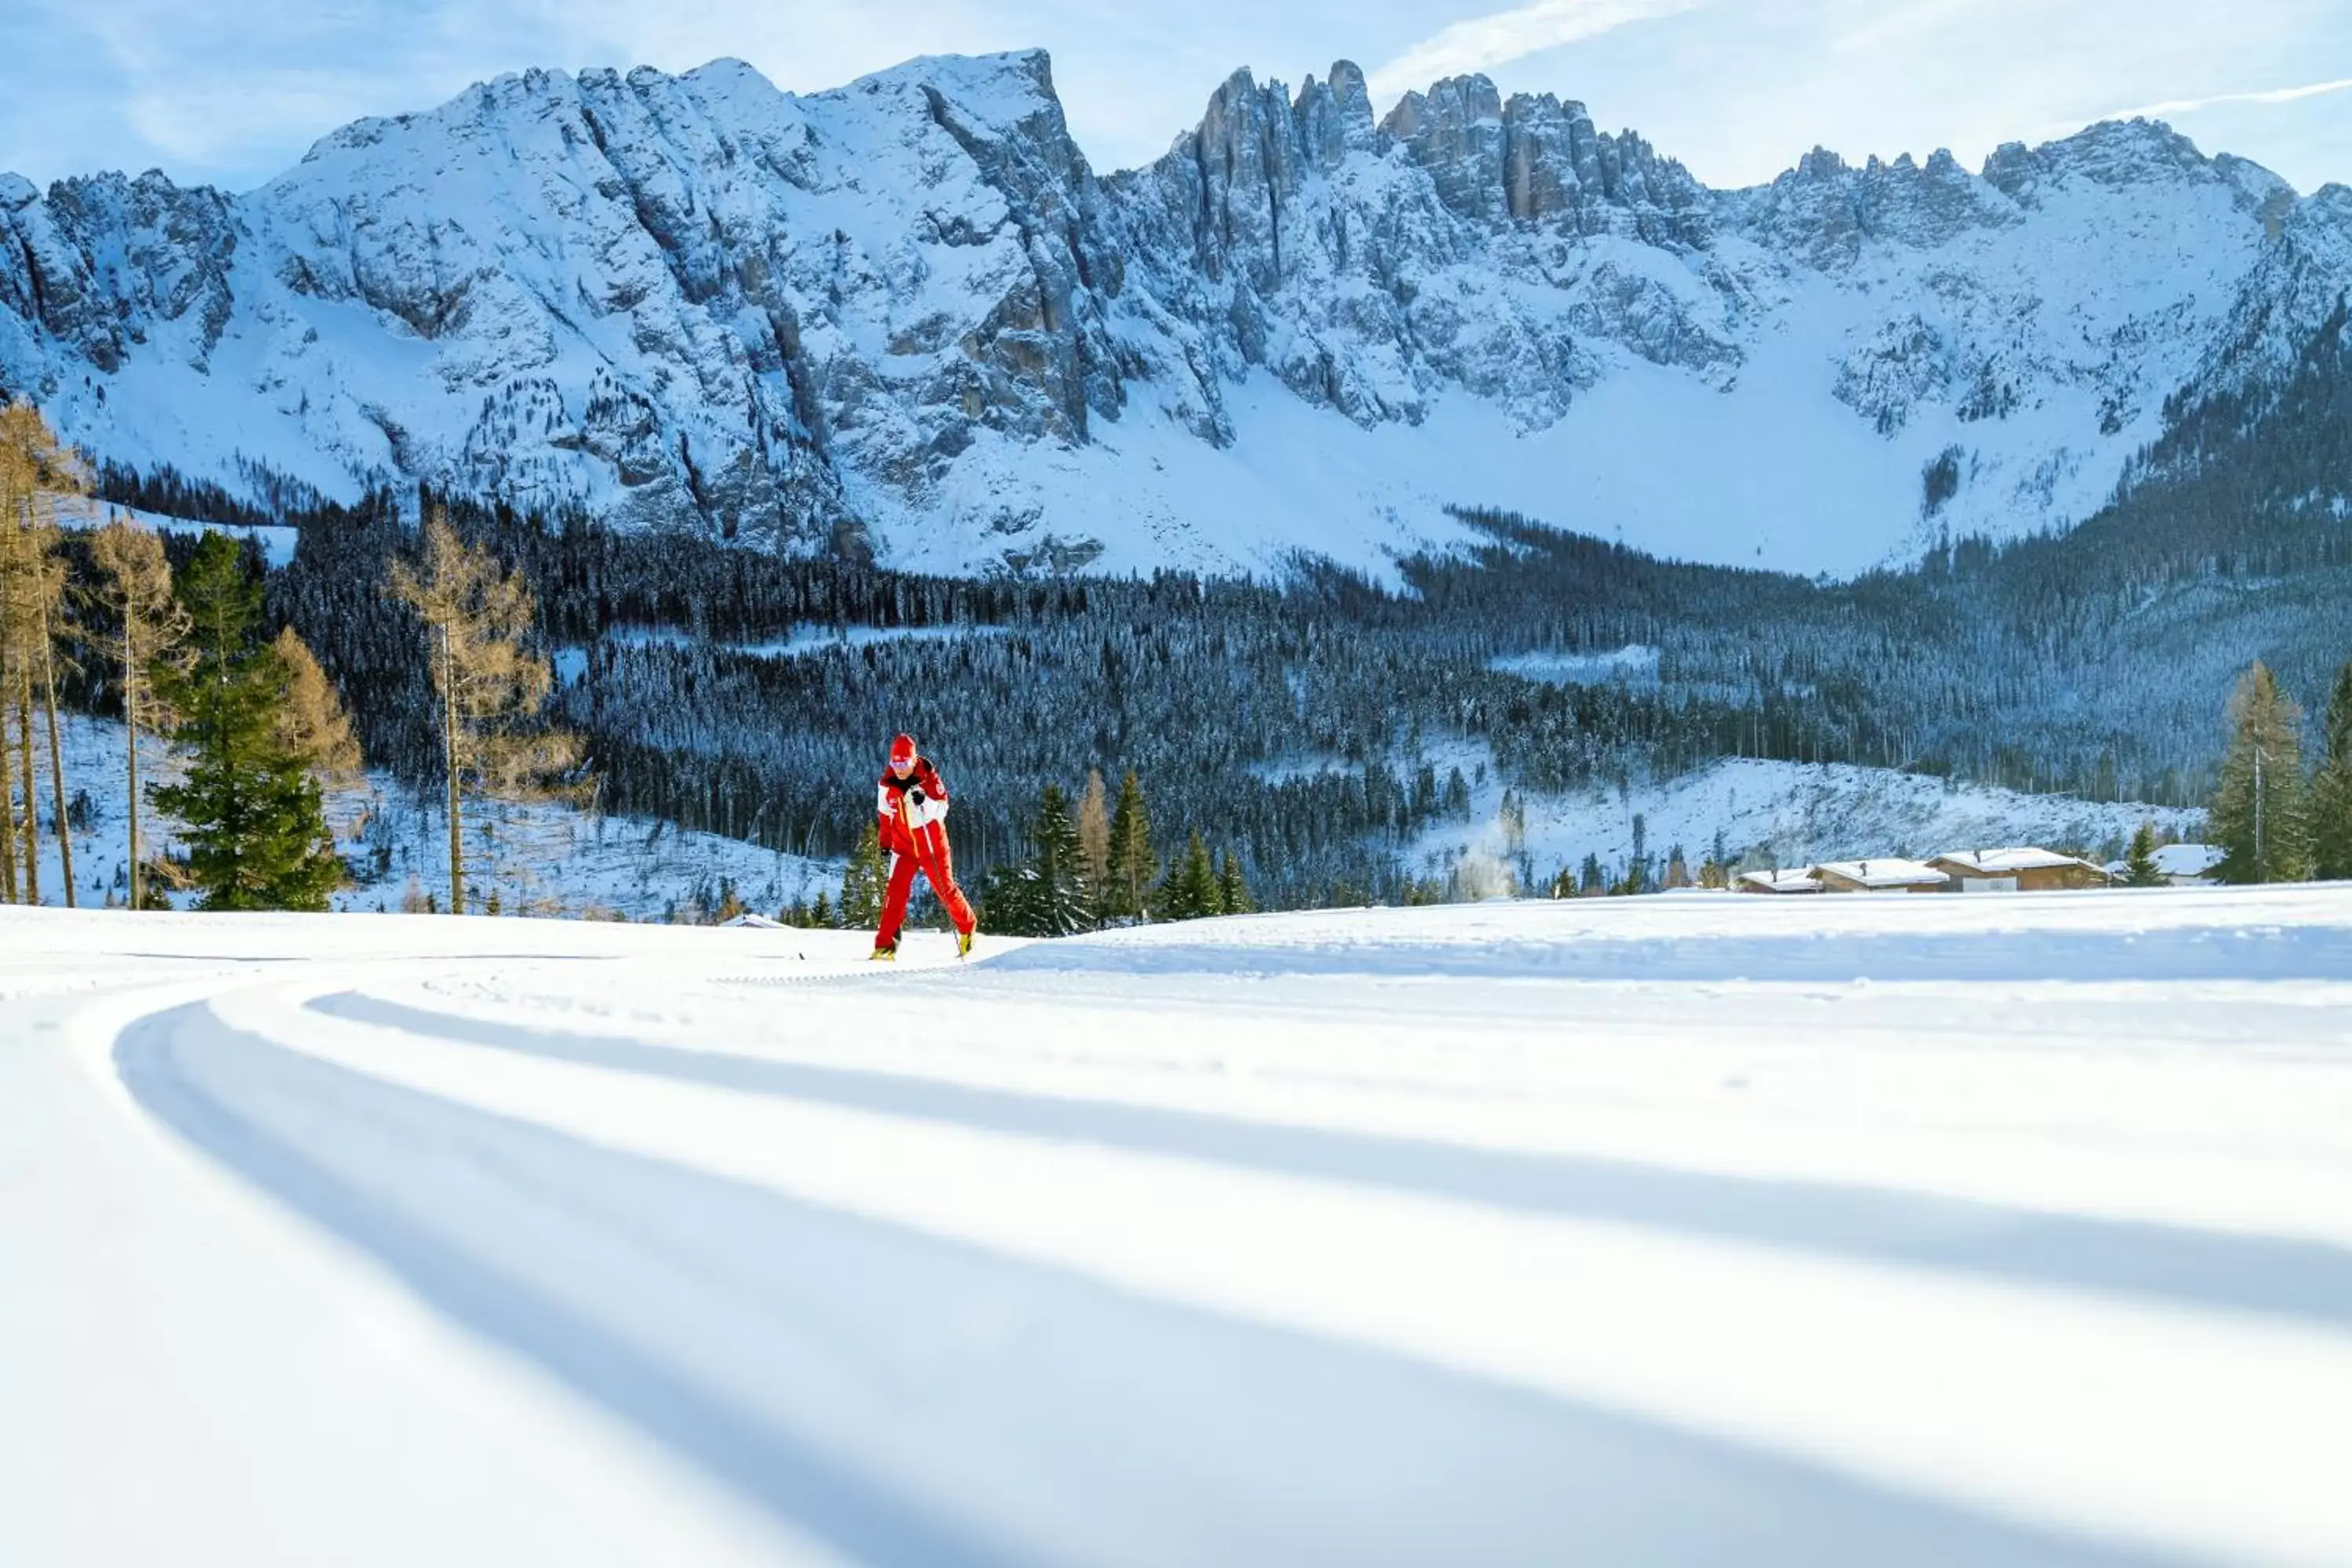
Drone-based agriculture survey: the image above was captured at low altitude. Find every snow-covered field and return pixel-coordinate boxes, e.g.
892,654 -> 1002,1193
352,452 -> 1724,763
116,505 -> 299,568
1488,643 -> 1664,688
594,624 -> 1010,659
1410,754 -> 2206,884
8,887 -> 2352,1565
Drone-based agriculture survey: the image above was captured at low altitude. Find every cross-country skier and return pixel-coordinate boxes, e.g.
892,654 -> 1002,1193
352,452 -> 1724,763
872,732 -> 978,961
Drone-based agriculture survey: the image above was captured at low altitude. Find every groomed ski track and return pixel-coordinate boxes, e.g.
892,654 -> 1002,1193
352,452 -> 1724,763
8,891 -> 2352,1566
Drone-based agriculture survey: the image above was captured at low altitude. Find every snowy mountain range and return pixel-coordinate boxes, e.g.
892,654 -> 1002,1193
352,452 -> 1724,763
4,49 -> 2348,577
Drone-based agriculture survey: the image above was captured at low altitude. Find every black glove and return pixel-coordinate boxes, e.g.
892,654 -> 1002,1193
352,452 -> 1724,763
908,787 -> 927,806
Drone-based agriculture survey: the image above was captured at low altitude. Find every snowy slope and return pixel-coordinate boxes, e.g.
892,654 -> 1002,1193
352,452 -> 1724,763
1405,753 -> 2205,884
62,503 -> 301,567
9,891 -> 2352,1565
3,53 -> 2347,576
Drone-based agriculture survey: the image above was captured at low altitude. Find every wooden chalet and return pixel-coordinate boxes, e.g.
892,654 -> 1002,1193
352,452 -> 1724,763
1736,868 -> 1823,895
1810,858 -> 1950,895
1926,848 -> 2108,892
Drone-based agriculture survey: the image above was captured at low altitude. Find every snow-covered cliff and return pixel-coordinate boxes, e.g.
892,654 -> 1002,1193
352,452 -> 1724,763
2,49 -> 2346,576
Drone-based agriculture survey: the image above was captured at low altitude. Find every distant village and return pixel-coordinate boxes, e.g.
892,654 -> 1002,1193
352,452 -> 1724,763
1734,843 -> 2227,896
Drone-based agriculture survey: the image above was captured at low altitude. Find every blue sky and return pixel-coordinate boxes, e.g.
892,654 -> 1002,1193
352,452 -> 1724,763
3,0 -> 2347,195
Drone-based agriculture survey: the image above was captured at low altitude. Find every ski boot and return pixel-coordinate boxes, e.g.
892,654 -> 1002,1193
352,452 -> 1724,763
869,944 -> 897,963
956,929 -> 975,960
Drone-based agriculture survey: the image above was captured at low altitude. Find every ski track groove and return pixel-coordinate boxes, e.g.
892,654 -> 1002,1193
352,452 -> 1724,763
310,989 -> 2352,1334
114,993 -> 2177,1568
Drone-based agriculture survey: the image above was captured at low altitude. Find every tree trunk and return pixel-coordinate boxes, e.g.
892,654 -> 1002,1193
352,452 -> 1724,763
0,686 -> 15,902
15,672 -> 35,906
443,624 -> 463,915
125,622 -> 142,913
40,601 -> 73,908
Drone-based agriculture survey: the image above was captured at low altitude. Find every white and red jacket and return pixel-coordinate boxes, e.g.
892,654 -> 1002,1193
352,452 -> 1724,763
877,757 -> 952,858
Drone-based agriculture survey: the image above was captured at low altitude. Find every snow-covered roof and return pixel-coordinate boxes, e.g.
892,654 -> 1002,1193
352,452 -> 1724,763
1929,847 -> 2103,876
2154,844 -> 2227,877
1737,869 -> 1823,894
2102,844 -> 2230,879
1812,858 -> 1950,888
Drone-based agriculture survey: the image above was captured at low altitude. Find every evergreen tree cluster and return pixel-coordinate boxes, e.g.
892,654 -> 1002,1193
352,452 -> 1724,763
982,782 -> 1094,937
150,468 -> 2352,910
13,405 -> 578,915
980,774 -> 1253,938
2208,659 -> 2352,885
1,396 -> 362,914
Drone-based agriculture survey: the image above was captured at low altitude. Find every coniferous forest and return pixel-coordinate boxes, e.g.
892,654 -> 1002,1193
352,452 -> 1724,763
10,291 -> 2350,914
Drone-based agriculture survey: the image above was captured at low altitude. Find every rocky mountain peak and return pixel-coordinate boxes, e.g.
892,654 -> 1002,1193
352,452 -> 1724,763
2035,117 -> 2219,187
1381,74 -> 1508,224
1369,71 -> 1706,241
0,167 -> 238,376
1730,136 -> 2016,264
1293,61 -> 1379,169
1978,116 -> 2286,212
0,49 -> 2343,579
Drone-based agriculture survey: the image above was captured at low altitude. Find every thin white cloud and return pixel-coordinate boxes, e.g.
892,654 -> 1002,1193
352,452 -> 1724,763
1367,0 -> 1709,102
2092,75 -> 2352,122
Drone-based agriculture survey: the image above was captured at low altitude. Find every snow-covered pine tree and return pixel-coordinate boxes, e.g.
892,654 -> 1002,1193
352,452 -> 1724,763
979,784 -> 1091,938
2313,662 -> 2352,883
1029,782 -> 1092,935
152,533 -> 343,911
1104,768 -> 1155,922
1216,847 -> 1252,915
838,818 -> 886,930
2209,662 -> 2311,884
978,860 -> 1038,937
2123,820 -> 2166,887
1160,832 -> 1218,922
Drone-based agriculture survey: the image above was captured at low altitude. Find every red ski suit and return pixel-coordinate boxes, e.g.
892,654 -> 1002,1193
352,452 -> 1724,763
875,756 -> 976,950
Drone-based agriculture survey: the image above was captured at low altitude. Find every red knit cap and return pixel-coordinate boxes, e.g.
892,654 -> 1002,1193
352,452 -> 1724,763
888,734 -> 918,771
